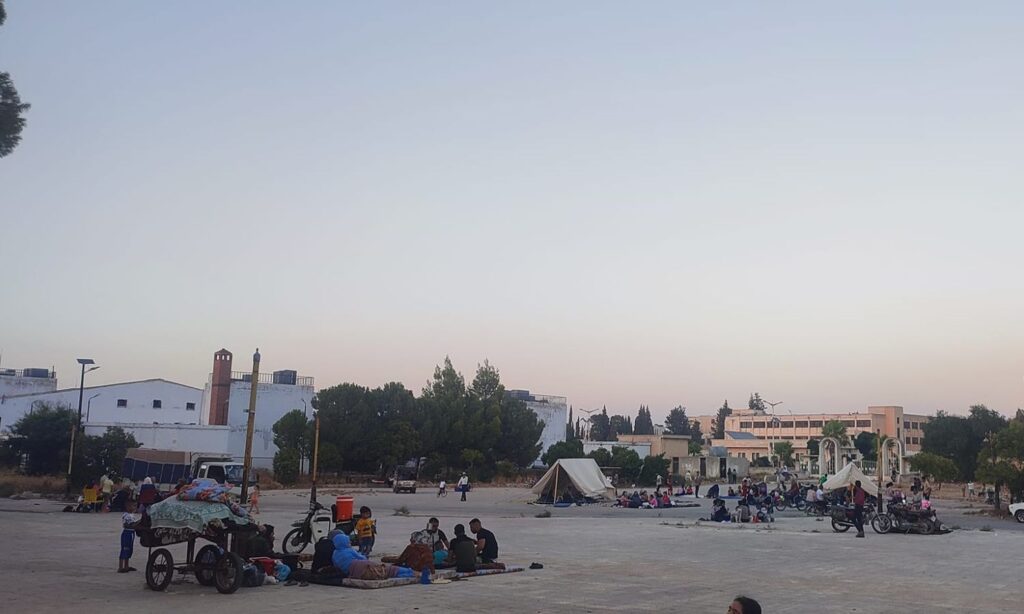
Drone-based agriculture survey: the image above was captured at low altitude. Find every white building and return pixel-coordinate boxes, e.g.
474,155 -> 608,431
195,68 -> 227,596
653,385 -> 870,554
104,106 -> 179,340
0,378 -> 203,432
507,389 -> 568,467
0,368 -> 58,405
582,440 -> 652,458
0,350 -> 314,470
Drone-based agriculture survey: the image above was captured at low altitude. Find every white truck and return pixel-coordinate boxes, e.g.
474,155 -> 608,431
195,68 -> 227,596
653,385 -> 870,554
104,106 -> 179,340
122,448 -> 254,496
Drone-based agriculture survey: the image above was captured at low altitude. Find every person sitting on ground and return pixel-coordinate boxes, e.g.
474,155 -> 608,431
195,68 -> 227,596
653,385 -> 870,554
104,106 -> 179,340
616,493 -> 629,507
313,529 -> 342,574
733,502 -> 752,523
447,524 -> 477,572
702,498 -> 730,522
425,517 -> 449,552
728,595 -> 762,614
382,530 -> 436,572
706,483 -> 720,499
660,492 -> 672,508
331,532 -> 413,580
727,486 -> 736,497
629,491 -> 643,508
649,493 -> 659,508
469,518 -> 498,564
920,493 -> 932,511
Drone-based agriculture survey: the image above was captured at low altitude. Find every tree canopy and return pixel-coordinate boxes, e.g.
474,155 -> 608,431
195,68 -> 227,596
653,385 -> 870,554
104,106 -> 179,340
713,400 -> 731,439
821,420 -> 850,446
908,452 -> 958,483
665,406 -> 691,436
0,2 -> 30,158
633,405 -> 654,435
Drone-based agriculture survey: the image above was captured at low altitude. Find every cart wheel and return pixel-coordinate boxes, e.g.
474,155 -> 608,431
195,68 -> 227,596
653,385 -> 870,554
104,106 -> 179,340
145,548 -> 174,591
214,552 -> 244,594
195,545 -> 221,586
281,527 -> 309,554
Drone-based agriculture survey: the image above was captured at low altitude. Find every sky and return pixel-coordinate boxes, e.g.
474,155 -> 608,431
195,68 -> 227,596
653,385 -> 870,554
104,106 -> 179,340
1,2 -> 1022,422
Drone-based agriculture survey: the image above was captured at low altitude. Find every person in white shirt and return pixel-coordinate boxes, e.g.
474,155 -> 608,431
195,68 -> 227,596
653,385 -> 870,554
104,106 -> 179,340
457,473 -> 469,502
438,479 -> 447,497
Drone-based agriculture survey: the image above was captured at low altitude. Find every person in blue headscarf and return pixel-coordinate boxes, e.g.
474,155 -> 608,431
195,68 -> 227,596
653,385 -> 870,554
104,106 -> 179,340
332,533 -> 413,580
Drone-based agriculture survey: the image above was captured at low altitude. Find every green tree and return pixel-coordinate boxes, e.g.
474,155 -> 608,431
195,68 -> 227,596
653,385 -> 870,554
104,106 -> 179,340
0,2 -> 31,158
748,393 -> 767,413
273,448 -> 300,484
908,452 -> 958,483
638,454 -> 670,486
713,400 -> 731,439
689,419 -> 704,445
587,447 -> 612,467
821,420 -> 850,446
975,421 -> 1024,507
541,439 -> 584,466
922,406 -> 1007,481
589,408 -> 612,441
609,414 -> 633,436
272,409 -> 311,460
8,404 -> 75,475
634,405 -> 655,435
665,406 -> 691,436
806,438 -> 820,456
688,440 -> 703,456
566,406 -> 574,440
853,431 -> 876,459
610,446 -> 643,482
773,441 -> 795,468
77,427 -> 139,482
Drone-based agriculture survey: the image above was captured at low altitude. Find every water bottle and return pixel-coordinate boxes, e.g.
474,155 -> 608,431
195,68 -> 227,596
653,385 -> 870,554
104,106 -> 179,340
420,567 -> 431,584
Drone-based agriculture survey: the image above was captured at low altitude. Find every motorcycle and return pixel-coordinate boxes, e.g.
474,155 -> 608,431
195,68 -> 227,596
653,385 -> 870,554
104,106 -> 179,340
830,503 -> 875,533
281,501 -> 338,554
872,502 -> 938,535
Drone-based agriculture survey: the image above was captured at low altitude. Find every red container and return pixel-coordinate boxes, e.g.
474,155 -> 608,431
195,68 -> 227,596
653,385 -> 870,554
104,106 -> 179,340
335,496 -> 354,521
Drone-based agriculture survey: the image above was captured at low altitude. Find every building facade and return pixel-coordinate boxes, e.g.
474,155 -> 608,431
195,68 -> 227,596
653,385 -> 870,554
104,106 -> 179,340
506,390 -> 568,467
704,405 -> 931,465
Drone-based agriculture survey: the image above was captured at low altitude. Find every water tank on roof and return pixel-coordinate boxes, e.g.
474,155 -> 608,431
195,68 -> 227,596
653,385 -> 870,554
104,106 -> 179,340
23,368 -> 50,378
273,370 -> 297,385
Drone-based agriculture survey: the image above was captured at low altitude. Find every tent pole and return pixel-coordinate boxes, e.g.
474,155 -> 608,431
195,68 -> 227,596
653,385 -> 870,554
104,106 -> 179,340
553,466 -> 559,503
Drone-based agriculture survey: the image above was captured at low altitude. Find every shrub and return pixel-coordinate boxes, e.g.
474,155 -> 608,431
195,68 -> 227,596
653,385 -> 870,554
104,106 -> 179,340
273,449 -> 300,485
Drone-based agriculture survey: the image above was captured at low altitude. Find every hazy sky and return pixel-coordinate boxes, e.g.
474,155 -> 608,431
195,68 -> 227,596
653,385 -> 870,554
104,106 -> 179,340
2,2 -> 1022,421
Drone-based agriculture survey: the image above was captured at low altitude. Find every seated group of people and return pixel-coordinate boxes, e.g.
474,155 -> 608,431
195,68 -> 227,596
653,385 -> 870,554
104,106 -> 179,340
311,517 -> 500,581
616,489 -> 674,509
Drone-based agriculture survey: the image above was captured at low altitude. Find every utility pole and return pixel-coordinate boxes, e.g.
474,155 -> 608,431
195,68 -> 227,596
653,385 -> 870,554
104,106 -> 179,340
240,348 -> 260,504
66,359 -> 97,497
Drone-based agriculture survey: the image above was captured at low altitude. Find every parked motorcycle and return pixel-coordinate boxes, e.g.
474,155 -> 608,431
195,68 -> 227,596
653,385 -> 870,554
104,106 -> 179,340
872,502 -> 938,535
830,503 -> 875,533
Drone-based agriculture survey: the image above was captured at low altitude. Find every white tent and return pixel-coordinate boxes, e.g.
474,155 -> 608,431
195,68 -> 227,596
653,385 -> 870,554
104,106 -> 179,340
531,458 -> 616,501
822,462 -> 880,496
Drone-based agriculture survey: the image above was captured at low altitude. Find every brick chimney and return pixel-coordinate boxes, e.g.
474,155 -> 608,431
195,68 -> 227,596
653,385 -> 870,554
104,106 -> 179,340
209,349 -> 233,425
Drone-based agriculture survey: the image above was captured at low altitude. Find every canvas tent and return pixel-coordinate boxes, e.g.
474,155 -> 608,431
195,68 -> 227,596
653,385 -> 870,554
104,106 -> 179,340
822,461 -> 880,496
532,458 -> 616,501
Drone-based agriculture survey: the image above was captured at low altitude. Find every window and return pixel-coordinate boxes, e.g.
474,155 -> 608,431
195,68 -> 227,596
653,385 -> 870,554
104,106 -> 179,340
117,399 -> 127,408
752,453 -> 759,460
753,422 -> 765,428
186,402 -> 196,411
780,421 -> 793,428
782,436 -> 793,440
905,437 -> 911,444
913,437 -> 920,444
809,420 -> 823,427
795,421 -> 809,428
896,417 -> 900,424
856,420 -> 872,427
672,457 -> 679,475
842,420 -> 855,427
907,421 -> 915,430
739,421 -> 752,429
152,400 -> 162,409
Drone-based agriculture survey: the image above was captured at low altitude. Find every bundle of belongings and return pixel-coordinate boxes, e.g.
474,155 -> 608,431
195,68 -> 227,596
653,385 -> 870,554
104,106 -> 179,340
176,479 -> 248,518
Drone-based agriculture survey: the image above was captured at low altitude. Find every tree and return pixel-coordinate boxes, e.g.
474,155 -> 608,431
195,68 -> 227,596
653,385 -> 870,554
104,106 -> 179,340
665,406 -> 691,436
610,446 -> 643,482
688,441 -> 703,456
589,408 -> 612,441
638,454 -> 670,486
0,3 -> 30,158
821,420 -> 850,446
748,393 -> 767,413
853,431 -> 876,459
689,419 -> 704,445
273,448 -> 300,484
975,421 -> 1024,508
609,414 -> 633,437
7,403 -> 75,475
587,447 -> 612,467
77,427 -> 139,483
713,400 -> 731,439
541,439 -> 584,466
806,438 -> 820,456
773,441 -> 795,468
922,406 -> 1007,481
566,406 -> 574,440
272,409 -> 311,468
908,452 -> 958,484
633,405 -> 655,435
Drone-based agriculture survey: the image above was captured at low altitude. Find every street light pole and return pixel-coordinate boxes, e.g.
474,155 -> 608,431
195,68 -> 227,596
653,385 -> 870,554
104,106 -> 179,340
240,349 -> 260,505
66,359 -> 97,497
86,393 -> 101,423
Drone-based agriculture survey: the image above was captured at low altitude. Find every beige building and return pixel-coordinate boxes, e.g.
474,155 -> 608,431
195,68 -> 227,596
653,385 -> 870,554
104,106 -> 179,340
699,405 -> 931,464
616,434 -> 691,477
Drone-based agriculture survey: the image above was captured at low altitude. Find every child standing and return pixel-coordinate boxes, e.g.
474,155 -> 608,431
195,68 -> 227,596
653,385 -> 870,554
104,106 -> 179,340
355,506 -> 376,555
118,500 -> 140,573
249,484 -> 260,515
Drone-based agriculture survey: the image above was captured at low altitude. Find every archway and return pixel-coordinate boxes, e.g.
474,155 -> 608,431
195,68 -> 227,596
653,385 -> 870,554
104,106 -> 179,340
880,437 -> 905,482
820,437 -> 841,476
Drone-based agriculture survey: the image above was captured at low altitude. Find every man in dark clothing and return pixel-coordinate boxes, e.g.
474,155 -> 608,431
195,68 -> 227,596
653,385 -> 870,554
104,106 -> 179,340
447,524 -> 477,573
469,518 -> 498,563
852,480 -> 866,538
313,530 -> 342,573
425,517 -> 449,552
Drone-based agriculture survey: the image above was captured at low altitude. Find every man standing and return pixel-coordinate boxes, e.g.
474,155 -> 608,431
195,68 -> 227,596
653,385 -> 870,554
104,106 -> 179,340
852,480 -> 866,538
457,472 -> 469,502
694,474 -> 703,498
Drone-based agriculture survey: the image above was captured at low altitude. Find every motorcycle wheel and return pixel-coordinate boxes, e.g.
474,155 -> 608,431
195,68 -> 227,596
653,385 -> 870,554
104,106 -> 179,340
831,517 -> 850,532
918,518 -> 936,535
776,500 -> 787,511
871,514 -> 892,534
282,527 -> 310,554
795,499 -> 806,511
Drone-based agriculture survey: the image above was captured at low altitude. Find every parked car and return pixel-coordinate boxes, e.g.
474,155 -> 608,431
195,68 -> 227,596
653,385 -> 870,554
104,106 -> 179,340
1010,501 -> 1024,523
